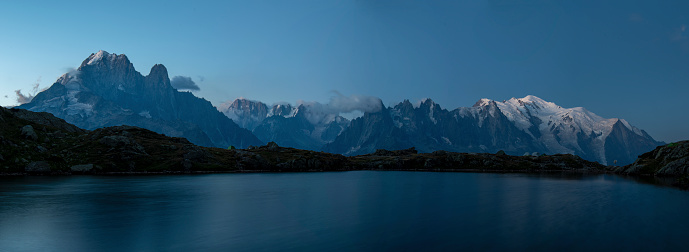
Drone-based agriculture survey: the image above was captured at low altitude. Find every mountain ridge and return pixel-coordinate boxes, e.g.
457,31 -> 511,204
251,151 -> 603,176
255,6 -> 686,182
219,95 -> 663,165
323,96 -> 663,165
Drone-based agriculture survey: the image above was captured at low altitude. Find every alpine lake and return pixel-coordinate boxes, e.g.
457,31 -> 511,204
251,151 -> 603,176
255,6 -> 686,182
1,171 -> 687,251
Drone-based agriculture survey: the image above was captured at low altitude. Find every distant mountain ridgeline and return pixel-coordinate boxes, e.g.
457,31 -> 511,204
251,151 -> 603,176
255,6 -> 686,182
17,51 -> 663,165
223,96 -> 663,166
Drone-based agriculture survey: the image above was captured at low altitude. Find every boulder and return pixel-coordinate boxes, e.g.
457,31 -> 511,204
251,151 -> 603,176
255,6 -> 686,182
21,125 -> 38,141
25,161 -> 51,173
70,164 -> 93,172
36,145 -> 48,153
266,141 -> 279,151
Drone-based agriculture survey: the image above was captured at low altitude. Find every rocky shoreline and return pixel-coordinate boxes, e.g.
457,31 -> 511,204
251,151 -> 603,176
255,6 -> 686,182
1,107 -> 687,189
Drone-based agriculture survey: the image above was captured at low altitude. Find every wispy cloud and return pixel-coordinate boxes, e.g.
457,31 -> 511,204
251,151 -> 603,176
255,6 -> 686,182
15,77 -> 42,104
297,92 -> 383,124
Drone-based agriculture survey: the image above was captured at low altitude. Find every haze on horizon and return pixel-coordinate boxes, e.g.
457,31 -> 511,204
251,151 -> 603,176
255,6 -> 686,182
1,0 -> 688,143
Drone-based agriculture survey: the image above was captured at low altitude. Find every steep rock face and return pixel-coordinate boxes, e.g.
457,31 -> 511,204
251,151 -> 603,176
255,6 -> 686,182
252,110 -> 320,150
604,120 -> 664,165
323,102 -> 412,155
220,99 -> 269,130
19,50 -> 261,148
271,103 -> 294,117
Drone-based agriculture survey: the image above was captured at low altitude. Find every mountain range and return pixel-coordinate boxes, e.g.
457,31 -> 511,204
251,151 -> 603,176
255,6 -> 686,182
324,96 -> 663,165
222,96 -> 663,165
18,51 -> 663,165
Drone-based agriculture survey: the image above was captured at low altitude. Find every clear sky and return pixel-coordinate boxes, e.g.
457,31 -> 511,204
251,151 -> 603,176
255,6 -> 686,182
1,0 -> 688,142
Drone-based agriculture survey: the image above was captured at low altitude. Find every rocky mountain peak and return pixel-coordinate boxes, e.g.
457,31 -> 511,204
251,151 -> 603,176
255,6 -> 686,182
148,64 -> 168,78
221,98 -> 270,130
473,98 -> 496,108
419,98 -> 436,106
516,95 -> 547,104
393,99 -> 415,113
271,103 -> 294,117
145,64 -> 171,89
500,95 -> 565,115
79,50 -> 131,70
230,98 -> 267,112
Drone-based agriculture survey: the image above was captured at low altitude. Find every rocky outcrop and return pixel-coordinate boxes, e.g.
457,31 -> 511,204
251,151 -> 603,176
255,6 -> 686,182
368,147 -> 418,156
10,108 -> 84,133
25,161 -> 51,173
349,149 -> 604,172
70,164 -> 93,173
615,141 -> 689,176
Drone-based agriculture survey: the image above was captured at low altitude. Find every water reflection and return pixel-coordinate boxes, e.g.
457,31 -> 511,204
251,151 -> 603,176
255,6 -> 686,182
1,172 -> 687,251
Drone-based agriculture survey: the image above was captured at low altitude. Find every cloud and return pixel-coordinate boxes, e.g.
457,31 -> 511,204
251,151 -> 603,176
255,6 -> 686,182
327,92 -> 383,113
297,92 -> 383,124
170,76 -> 200,91
15,90 -> 34,104
15,78 -> 43,104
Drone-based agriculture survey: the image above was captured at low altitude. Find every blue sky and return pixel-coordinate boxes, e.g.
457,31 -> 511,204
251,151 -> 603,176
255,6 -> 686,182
1,0 -> 688,142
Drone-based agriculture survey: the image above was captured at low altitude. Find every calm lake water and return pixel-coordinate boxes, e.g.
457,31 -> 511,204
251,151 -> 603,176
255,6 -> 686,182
1,171 -> 688,251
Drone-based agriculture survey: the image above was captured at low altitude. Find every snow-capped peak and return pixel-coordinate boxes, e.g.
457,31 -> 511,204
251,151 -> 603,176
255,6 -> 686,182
83,50 -> 124,67
518,94 -> 547,104
485,95 -> 648,164
473,98 -> 494,107
496,95 -> 610,134
502,95 -> 561,112
87,50 -> 109,65
619,118 -> 645,136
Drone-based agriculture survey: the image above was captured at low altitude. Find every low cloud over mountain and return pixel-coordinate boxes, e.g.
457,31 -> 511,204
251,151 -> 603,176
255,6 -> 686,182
170,76 -> 200,91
